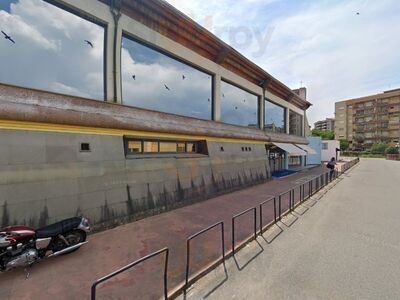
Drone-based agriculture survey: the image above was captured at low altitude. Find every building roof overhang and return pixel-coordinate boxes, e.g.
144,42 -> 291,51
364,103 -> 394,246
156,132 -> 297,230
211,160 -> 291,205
99,0 -> 312,110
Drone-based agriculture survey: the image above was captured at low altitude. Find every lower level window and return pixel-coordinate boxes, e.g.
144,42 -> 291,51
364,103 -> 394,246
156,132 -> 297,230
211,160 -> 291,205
124,137 -> 207,157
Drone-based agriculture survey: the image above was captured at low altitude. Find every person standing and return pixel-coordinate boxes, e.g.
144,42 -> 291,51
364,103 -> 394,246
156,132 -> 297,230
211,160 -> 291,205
327,157 -> 336,179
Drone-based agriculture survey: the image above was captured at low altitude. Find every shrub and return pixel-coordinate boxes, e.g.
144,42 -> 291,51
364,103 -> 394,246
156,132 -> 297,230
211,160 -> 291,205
370,143 -> 388,154
385,147 -> 399,154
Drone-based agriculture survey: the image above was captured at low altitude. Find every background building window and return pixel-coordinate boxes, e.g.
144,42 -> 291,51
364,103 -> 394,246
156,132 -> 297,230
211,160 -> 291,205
121,35 -> 212,120
0,0 -> 105,100
322,142 -> 328,150
265,99 -> 285,133
220,80 -> 259,127
289,110 -> 303,136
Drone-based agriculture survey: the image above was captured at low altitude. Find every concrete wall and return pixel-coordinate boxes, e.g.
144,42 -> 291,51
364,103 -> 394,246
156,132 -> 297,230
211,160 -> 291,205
321,140 -> 340,162
306,136 -> 322,165
0,129 -> 270,230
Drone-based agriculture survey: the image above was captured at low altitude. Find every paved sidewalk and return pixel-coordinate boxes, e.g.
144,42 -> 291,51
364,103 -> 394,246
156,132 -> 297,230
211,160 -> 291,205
180,158 -> 400,300
0,165 -> 331,300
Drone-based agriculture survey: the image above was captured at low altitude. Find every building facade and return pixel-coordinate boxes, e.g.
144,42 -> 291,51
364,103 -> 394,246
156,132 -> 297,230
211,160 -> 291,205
335,89 -> 400,150
0,0 -> 312,229
314,118 -> 335,131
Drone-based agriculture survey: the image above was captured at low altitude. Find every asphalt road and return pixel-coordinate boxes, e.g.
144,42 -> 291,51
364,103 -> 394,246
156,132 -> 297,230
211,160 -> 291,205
180,158 -> 400,300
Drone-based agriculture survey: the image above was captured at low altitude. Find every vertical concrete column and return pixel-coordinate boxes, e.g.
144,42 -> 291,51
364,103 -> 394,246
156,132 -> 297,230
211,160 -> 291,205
213,74 -> 221,121
285,153 -> 289,169
105,17 -> 122,104
259,90 -> 265,129
105,23 -> 115,102
303,110 -> 306,136
286,108 -> 290,134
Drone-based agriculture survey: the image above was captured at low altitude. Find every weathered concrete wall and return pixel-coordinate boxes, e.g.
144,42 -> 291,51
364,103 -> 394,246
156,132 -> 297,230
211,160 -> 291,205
0,129 -> 270,230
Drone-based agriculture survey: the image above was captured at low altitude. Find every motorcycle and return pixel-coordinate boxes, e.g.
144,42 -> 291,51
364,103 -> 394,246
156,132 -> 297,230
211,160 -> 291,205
0,217 -> 90,274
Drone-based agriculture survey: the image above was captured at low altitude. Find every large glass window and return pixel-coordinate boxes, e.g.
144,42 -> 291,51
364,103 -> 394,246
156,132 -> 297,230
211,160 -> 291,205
0,0 -> 105,100
121,35 -> 212,119
289,110 -> 303,136
265,99 -> 286,133
220,81 -> 259,127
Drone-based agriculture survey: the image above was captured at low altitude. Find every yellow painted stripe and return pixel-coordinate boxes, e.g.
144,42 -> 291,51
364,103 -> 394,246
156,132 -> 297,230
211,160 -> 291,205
0,120 -> 271,145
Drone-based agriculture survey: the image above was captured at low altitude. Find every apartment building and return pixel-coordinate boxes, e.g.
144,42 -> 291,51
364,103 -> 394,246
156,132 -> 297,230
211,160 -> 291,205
314,118 -> 335,131
335,89 -> 400,150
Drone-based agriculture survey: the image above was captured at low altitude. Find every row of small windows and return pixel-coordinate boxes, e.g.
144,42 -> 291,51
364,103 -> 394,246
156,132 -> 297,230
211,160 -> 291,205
124,138 -> 207,156
0,0 -> 303,133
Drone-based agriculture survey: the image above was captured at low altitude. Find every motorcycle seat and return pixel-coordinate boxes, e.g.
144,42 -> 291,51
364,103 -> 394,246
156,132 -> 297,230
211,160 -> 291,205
36,217 -> 82,238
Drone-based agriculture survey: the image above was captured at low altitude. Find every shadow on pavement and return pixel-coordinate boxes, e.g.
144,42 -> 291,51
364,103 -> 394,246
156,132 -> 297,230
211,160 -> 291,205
261,223 -> 283,244
202,263 -> 228,299
281,213 -> 298,227
233,239 -> 264,271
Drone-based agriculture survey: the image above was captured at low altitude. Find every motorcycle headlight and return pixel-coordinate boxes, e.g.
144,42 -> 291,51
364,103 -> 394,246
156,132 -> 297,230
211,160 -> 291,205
81,218 -> 90,228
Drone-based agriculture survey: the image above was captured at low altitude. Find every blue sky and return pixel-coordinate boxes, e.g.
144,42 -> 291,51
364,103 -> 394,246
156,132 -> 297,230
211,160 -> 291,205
166,0 -> 400,124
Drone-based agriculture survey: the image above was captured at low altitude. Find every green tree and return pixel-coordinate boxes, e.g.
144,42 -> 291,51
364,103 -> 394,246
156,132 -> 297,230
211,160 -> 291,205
339,139 -> 350,151
385,146 -> 399,154
371,143 -> 388,154
311,129 -> 335,140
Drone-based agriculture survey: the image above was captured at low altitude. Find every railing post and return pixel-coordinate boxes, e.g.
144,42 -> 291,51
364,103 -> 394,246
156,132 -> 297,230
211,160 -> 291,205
278,195 -> 282,220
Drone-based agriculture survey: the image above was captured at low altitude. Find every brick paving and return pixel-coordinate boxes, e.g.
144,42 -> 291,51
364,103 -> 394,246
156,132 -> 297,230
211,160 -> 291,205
0,164 -> 336,300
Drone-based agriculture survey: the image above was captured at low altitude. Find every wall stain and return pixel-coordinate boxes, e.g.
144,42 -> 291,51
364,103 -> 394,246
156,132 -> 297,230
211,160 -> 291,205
126,184 -> 135,216
1,201 -> 10,228
38,202 -> 49,227
146,183 -> 155,210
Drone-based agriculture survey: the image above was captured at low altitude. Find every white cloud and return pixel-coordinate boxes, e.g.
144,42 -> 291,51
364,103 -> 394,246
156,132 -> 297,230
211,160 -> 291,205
0,0 -> 104,100
166,0 -> 400,125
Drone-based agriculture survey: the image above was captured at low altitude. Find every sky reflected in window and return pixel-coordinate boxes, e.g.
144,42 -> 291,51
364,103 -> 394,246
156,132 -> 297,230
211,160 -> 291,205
0,0 -> 105,100
121,36 -> 212,119
220,80 -> 259,127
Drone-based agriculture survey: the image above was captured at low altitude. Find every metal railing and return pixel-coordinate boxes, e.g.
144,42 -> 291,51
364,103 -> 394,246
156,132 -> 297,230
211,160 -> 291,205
91,247 -> 169,300
90,158 -> 360,299
231,207 -> 257,253
259,197 -> 276,233
185,221 -> 225,290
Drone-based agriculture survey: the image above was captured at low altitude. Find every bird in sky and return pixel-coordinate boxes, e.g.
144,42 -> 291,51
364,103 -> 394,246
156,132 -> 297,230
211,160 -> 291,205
222,93 -> 225,98
132,75 -> 136,80
243,99 -> 246,103
84,40 -> 93,48
1,31 -> 15,44
182,75 -> 186,80
356,12 -> 360,15
234,106 -> 238,110
164,84 -> 170,91
208,98 -> 211,102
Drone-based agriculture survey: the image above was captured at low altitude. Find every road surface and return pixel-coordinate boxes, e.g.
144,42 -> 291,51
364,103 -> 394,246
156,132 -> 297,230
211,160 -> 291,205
180,158 -> 400,300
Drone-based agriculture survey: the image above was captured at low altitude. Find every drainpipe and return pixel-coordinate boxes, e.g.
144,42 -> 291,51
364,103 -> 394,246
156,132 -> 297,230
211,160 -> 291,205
110,0 -> 122,103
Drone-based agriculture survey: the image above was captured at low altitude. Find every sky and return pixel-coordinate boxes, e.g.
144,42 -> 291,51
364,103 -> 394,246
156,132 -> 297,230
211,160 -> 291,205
165,0 -> 400,125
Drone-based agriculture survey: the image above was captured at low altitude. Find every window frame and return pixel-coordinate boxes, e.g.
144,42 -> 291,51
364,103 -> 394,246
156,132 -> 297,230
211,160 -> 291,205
289,110 -> 304,136
264,98 -> 287,133
0,0 -> 109,101
123,137 -> 207,158
219,78 -> 260,128
120,31 -> 214,120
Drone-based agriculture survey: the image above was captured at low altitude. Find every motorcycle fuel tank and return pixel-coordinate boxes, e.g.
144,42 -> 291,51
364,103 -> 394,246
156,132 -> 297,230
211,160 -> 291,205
0,226 -> 36,247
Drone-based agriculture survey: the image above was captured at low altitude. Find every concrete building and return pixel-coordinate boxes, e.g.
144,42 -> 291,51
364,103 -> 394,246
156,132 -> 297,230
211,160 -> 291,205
0,0 -> 312,229
314,118 -> 335,131
321,140 -> 340,162
335,89 -> 400,150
